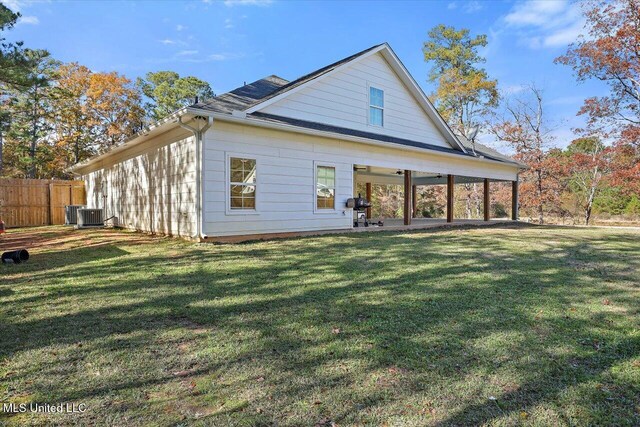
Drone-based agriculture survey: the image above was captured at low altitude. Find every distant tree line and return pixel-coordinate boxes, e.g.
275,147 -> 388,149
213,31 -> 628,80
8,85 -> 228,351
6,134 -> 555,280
0,4 -> 213,179
416,0 -> 639,225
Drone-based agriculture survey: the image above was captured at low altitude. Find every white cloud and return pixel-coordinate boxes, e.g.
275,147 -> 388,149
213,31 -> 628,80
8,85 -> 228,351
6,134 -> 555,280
503,0 -> 585,49
447,1 -> 482,13
17,15 -> 39,25
463,1 -> 482,13
159,39 -> 176,45
3,0 -> 45,13
146,50 -> 247,65
208,53 -> 245,61
3,0 -> 25,11
176,24 -> 186,31
547,95 -> 585,106
505,0 -> 567,26
224,18 -> 234,29
501,84 -> 527,96
169,52 -> 246,63
222,0 -> 273,6
542,20 -> 584,47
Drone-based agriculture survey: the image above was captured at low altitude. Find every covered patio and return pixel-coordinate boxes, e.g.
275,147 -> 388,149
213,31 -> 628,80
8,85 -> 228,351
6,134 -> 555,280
353,164 -> 519,226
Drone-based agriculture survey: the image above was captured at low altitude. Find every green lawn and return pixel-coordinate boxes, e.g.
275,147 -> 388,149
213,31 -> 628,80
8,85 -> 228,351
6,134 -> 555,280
0,225 -> 639,426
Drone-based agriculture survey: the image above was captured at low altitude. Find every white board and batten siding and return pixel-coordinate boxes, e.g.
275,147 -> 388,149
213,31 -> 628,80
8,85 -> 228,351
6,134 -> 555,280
261,52 -> 450,149
202,120 -> 517,237
83,127 -> 198,238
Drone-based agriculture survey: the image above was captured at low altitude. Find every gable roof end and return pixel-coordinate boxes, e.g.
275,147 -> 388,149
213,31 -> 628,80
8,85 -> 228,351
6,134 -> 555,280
242,42 -> 468,153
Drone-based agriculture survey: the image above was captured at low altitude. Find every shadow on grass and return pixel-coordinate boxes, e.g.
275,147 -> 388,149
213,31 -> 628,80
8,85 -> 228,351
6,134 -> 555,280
1,226 -> 639,425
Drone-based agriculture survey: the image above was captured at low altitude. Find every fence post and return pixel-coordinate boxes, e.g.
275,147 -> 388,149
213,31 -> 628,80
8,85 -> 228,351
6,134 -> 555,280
48,183 -> 53,226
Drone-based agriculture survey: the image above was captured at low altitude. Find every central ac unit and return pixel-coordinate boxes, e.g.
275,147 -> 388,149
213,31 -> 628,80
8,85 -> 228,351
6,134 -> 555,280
65,205 -> 86,225
76,208 -> 104,228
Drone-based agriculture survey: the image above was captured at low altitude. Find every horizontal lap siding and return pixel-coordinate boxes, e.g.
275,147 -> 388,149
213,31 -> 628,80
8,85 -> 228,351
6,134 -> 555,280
202,121 -> 518,237
261,52 -> 450,148
83,128 -> 197,238
202,122 -> 353,237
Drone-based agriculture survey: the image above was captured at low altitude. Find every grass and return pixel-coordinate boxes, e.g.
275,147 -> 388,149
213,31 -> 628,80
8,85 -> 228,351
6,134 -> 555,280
0,224 -> 639,426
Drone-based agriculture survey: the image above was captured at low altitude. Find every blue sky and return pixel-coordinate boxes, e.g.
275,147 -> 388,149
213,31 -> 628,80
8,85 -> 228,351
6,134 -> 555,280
4,0 -> 605,148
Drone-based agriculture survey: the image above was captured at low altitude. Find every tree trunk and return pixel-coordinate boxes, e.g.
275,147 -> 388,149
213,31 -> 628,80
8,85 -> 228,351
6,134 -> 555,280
29,131 -> 37,179
0,129 -> 3,176
473,183 -> 481,218
585,206 -> 592,226
537,169 -> 544,224
584,162 -> 600,227
28,99 -> 38,179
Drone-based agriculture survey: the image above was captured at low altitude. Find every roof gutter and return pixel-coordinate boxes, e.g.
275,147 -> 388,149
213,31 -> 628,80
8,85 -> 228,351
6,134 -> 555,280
186,107 -> 527,171
178,115 -> 213,241
67,108 -> 190,175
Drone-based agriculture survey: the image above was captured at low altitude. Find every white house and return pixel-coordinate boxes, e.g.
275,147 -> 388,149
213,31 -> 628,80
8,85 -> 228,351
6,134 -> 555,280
70,43 -> 525,241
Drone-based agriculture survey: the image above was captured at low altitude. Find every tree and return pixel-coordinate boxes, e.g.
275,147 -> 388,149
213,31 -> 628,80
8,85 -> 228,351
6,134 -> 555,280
50,64 -> 145,174
561,137 -> 611,225
50,63 -> 93,173
592,185 -> 629,216
490,86 -> 561,224
2,61 -> 144,178
556,0 -> 640,148
3,50 -> 58,178
423,24 -> 499,138
86,71 -> 145,149
0,2 -> 20,156
609,142 -> 640,196
0,4 -> 50,174
555,0 -> 640,202
424,25 -> 499,219
137,71 -> 213,122
0,4 -> 38,89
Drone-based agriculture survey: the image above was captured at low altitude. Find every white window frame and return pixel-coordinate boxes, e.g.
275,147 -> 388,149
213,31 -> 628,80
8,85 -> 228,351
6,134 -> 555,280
313,161 -> 338,214
368,84 -> 384,127
225,152 -> 259,215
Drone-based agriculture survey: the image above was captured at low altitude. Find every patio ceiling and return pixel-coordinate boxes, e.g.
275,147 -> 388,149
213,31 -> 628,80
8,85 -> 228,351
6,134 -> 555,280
353,165 -> 511,185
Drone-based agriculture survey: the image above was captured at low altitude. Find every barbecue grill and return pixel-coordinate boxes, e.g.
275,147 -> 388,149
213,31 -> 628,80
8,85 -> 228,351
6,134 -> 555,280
350,193 -> 372,227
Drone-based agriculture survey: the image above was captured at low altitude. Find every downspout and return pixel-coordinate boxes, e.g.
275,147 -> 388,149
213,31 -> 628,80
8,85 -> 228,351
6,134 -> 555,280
179,115 -> 213,241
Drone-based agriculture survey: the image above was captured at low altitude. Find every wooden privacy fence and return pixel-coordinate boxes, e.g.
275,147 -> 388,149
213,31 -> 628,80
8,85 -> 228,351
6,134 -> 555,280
0,178 -> 86,227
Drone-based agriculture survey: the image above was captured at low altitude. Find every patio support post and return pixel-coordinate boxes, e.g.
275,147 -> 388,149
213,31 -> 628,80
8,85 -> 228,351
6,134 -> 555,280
404,170 -> 412,226
365,182 -> 372,219
447,174 -> 454,223
512,179 -> 519,220
412,184 -> 417,218
484,178 -> 490,221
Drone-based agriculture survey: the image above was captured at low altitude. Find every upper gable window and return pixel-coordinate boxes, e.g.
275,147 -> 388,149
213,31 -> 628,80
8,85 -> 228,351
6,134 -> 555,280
369,86 -> 384,127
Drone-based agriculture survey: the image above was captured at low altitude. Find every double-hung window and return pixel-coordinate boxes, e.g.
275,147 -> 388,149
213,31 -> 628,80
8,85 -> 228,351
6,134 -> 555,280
229,157 -> 256,210
369,86 -> 384,127
316,165 -> 336,210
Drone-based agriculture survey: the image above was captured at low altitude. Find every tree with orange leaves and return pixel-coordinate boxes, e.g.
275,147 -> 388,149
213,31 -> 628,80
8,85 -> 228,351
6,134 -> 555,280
555,0 -> 640,196
85,71 -> 144,149
490,86 -> 565,224
49,63 -> 144,176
